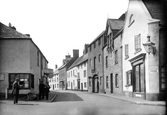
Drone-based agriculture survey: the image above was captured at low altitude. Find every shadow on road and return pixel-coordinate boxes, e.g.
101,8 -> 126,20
53,92 -> 83,102
16,103 -> 39,106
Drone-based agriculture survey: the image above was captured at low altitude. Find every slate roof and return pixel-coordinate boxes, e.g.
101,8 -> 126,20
67,55 -> 84,70
142,0 -> 165,25
107,19 -> 125,30
0,22 -> 30,38
77,53 -> 88,65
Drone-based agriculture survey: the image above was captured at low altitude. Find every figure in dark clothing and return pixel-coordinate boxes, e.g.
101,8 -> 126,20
44,82 -> 50,100
12,78 -> 20,104
39,81 -> 45,100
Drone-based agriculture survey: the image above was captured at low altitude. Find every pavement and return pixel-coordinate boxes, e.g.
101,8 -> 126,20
0,90 -> 166,106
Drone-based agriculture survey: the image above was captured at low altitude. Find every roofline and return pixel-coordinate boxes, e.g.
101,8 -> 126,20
0,38 -> 49,63
89,31 -> 105,46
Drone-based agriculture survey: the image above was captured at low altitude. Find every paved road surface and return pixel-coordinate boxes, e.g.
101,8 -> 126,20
0,90 -> 166,115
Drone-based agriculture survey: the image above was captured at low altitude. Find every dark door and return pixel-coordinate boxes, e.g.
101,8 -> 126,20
110,73 -> 113,93
77,79 -> 80,90
81,83 -> 83,91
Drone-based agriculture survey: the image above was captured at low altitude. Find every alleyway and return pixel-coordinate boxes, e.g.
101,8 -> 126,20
0,90 -> 166,115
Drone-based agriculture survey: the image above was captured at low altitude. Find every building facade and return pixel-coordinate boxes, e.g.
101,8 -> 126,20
87,31 -> 105,93
122,0 -> 166,101
0,23 -> 52,96
103,18 -> 124,95
58,50 -> 79,90
49,65 -> 59,90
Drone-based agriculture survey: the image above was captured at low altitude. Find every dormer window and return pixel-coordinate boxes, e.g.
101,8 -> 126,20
128,14 -> 135,27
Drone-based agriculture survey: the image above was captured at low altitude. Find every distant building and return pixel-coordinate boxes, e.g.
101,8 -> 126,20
87,31 -> 105,93
58,50 -> 79,90
0,22 -> 53,96
67,44 -> 89,91
48,65 -> 59,90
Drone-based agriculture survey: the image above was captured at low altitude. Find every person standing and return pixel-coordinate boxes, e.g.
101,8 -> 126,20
44,82 -> 50,100
39,80 -> 45,100
12,78 -> 20,104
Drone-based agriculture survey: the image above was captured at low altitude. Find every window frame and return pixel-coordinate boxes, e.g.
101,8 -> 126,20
115,74 -> 119,88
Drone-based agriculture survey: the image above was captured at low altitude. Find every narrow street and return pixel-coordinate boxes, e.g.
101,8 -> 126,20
0,90 -> 166,115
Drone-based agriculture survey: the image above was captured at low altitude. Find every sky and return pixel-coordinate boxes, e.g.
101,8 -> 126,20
0,0 -> 129,70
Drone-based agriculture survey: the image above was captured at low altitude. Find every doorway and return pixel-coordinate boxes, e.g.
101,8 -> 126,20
110,73 -> 113,93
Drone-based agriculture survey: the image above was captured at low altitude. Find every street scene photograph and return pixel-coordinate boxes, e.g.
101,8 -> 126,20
0,0 -> 166,115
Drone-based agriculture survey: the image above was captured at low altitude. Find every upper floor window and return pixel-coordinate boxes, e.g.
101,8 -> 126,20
84,70 -> 86,77
89,45 -> 91,52
126,70 -> 132,86
134,34 -> 142,53
37,51 -> 40,67
125,44 -> 129,59
98,38 -> 101,45
115,50 -> 118,64
106,56 -> 108,68
94,42 -> 96,49
98,54 -> 101,62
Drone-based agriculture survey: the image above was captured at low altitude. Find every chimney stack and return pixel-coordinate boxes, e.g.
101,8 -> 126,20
83,44 -> 89,54
55,65 -> 58,69
73,49 -> 79,58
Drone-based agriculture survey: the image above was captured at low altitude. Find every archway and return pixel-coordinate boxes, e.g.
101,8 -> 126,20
92,74 -> 99,93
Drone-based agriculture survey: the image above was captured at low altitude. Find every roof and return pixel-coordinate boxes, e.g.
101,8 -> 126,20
0,22 -> 49,63
89,31 -> 105,45
142,0 -> 165,25
77,53 -> 88,65
67,55 -> 84,70
0,22 -> 30,38
107,19 -> 124,30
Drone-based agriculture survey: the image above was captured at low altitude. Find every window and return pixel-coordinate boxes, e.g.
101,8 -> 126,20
78,72 -> 80,79
106,56 -> 108,68
98,54 -> 101,62
9,73 -> 34,89
94,42 -> 96,48
37,51 -> 40,67
134,63 -> 144,92
71,71 -> 72,77
41,56 -> 43,69
115,50 -> 118,64
94,57 -> 96,70
84,82 -> 87,88
126,70 -> 132,86
84,70 -> 86,77
89,79 -> 92,86
89,45 -> 91,52
98,38 -> 101,45
160,67 -> 166,91
134,34 -> 141,53
125,44 -> 129,59
106,76 -> 109,88
73,70 -> 74,76
115,74 -> 119,88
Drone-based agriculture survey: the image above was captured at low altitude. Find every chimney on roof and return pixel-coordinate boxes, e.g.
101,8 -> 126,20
9,23 -> 16,30
9,23 -> 12,27
73,49 -> 79,58
55,65 -> 58,69
83,44 -> 89,55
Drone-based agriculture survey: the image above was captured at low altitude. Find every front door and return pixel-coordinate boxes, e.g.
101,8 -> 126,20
110,73 -> 113,93
81,83 -> 83,91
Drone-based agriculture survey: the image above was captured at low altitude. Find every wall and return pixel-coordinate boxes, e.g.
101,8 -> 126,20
0,39 -> 30,94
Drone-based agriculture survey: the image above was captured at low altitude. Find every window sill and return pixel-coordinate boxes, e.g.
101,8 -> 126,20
134,48 -> 142,54
115,86 -> 119,88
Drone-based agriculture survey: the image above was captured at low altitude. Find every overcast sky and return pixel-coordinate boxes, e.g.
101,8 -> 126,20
1,0 -> 129,69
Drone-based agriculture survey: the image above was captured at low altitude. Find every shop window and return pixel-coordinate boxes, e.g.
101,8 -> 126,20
84,70 -> 86,77
9,73 -> 34,89
134,63 -> 145,92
